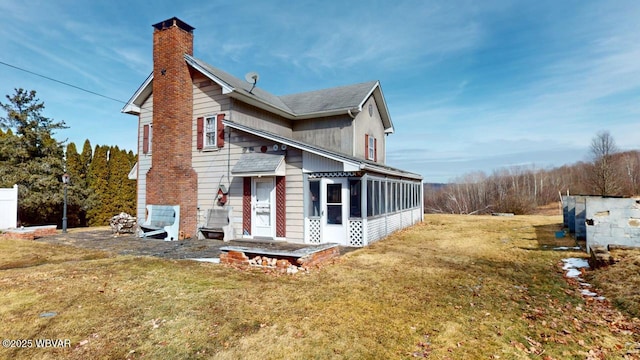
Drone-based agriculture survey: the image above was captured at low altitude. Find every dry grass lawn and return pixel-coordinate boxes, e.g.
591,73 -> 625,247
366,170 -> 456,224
0,214 -> 638,359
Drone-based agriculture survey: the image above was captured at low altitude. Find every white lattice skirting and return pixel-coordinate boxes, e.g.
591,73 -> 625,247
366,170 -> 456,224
308,219 -> 321,244
348,220 -> 364,247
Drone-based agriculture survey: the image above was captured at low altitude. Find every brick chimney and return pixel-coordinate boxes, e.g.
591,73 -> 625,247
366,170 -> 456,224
146,17 -> 198,238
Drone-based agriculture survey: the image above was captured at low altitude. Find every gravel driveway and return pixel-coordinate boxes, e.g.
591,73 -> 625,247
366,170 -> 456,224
35,229 -> 319,260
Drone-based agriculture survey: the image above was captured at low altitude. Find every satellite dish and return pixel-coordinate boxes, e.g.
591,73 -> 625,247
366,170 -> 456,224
245,72 -> 259,84
245,72 -> 259,93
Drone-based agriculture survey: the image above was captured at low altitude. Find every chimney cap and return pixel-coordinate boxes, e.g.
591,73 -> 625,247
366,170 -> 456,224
152,17 -> 195,33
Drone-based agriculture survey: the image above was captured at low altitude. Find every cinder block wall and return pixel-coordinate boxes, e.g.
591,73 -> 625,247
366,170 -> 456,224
585,197 -> 640,253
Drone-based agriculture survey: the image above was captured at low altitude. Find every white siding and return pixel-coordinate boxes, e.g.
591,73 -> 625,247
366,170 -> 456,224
231,100 -> 293,137
353,96 -> 386,163
191,77 -> 303,241
302,152 -> 343,173
285,148 -> 304,243
192,75 -> 230,229
194,127 -> 304,242
292,115 -> 353,155
136,94 -> 153,223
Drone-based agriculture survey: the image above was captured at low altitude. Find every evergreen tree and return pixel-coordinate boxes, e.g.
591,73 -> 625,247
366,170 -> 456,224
0,89 -> 67,225
65,142 -> 95,227
80,139 -> 93,180
87,145 -> 110,226
106,146 -> 136,217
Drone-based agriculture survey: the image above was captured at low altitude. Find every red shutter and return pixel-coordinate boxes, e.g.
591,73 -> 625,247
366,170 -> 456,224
243,177 -> 251,235
365,134 -> 369,160
276,176 -> 286,238
196,117 -> 204,150
216,113 -> 225,148
142,124 -> 149,154
374,138 -> 378,162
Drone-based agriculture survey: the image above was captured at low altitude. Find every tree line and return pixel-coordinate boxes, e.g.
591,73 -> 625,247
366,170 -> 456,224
424,131 -> 639,214
0,88 -> 136,227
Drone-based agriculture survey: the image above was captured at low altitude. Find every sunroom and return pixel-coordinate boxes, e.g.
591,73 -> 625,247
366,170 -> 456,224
223,120 -> 423,247
304,170 -> 423,247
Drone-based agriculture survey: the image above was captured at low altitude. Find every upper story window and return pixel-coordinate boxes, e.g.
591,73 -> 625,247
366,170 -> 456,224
204,116 -> 217,147
366,134 -> 376,161
368,135 -> 375,160
197,114 -> 225,150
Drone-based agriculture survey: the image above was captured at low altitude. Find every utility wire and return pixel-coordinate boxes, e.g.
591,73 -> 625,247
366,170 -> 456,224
0,60 -> 127,104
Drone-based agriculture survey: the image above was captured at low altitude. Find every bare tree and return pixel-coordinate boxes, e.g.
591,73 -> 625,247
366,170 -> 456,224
589,130 -> 620,196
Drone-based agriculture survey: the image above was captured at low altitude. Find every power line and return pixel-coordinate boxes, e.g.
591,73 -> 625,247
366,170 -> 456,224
0,60 -> 127,104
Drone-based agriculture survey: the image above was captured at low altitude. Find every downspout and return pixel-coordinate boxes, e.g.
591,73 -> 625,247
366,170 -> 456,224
227,98 -> 233,205
347,107 -> 360,119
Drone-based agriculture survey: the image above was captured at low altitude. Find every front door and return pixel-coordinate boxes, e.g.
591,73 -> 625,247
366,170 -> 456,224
252,177 -> 275,238
322,178 -> 347,243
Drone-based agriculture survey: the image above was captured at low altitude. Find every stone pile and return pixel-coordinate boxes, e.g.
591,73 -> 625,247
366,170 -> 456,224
247,255 -> 306,274
219,245 -> 340,274
109,212 -> 137,235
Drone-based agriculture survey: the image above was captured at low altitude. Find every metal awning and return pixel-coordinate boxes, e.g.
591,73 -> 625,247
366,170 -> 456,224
231,152 -> 286,177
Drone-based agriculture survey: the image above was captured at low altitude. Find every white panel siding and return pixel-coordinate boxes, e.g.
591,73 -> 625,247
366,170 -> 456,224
231,100 -> 293,137
363,207 -> 422,245
353,96 -> 386,163
302,151 -> 343,173
285,148 -> 304,243
136,94 -> 153,223
413,208 -> 423,224
367,217 -> 386,244
387,212 -> 402,233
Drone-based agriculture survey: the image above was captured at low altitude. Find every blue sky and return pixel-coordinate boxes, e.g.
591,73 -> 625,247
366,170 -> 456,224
1,1 -> 639,183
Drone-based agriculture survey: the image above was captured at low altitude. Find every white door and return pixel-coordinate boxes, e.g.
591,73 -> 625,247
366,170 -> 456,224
252,177 -> 275,238
322,178 -> 347,244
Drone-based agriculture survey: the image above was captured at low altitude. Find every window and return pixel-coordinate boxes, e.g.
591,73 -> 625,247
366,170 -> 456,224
309,181 -> 320,217
373,181 -> 380,216
381,182 -> 387,215
197,114 -> 225,150
349,180 -> 361,218
326,184 -> 342,225
205,116 -> 217,147
367,180 -> 373,217
368,135 -> 375,160
403,183 -> 408,210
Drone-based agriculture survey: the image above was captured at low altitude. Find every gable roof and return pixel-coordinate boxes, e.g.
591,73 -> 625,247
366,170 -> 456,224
122,55 -> 394,133
280,81 -> 377,114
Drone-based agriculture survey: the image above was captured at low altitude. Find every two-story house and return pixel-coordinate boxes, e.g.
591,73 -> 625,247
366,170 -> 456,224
123,17 -> 423,246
